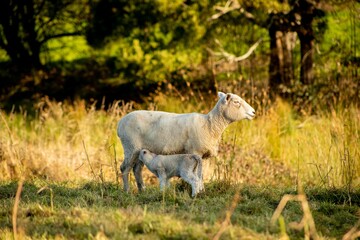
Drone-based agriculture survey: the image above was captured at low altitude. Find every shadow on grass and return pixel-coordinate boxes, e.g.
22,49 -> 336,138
0,180 -> 359,239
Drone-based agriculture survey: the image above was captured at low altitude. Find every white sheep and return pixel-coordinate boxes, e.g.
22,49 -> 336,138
138,149 -> 203,197
117,92 -> 255,192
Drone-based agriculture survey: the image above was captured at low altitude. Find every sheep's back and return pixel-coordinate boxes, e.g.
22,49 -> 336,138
117,110 -> 207,154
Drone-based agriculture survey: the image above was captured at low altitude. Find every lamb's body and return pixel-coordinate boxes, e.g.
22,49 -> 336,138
139,149 -> 203,197
118,92 -> 255,192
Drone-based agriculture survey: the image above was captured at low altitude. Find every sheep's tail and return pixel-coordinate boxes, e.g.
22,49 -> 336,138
192,155 -> 202,174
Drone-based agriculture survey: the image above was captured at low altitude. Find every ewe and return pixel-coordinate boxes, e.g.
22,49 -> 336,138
117,92 -> 255,192
139,149 -> 203,197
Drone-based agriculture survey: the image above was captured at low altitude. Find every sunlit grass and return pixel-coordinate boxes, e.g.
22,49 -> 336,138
1,94 -> 360,239
0,97 -> 128,182
1,95 -> 359,190
220,99 -> 360,190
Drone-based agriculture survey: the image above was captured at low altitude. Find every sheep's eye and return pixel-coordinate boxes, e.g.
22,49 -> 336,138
232,100 -> 241,108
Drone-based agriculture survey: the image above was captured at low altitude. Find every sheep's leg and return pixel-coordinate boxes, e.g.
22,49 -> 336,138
133,160 -> 146,192
165,179 -> 171,187
159,178 -> 166,191
198,171 -> 204,192
199,178 -> 204,192
157,170 -> 167,191
181,173 -> 198,198
120,150 -> 139,192
194,176 -> 202,194
197,162 -> 204,192
120,161 -> 131,193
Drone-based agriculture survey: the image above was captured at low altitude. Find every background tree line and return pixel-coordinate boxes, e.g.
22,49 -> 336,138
0,0 -> 358,109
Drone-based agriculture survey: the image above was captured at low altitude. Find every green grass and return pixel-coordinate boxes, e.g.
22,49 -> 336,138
0,180 -> 359,239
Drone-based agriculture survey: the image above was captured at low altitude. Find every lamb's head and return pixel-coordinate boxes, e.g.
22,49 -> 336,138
139,149 -> 156,164
217,92 -> 255,122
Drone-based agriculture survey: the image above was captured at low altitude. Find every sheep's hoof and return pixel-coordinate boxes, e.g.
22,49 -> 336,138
124,186 -> 130,193
137,183 -> 146,192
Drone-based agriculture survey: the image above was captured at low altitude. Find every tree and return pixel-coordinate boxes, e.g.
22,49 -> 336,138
0,0 -> 89,71
210,0 -> 327,96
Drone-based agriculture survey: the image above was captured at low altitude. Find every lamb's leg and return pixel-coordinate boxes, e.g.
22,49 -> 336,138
197,164 -> 204,192
165,179 -> 171,187
157,170 -> 167,191
198,178 -> 204,193
133,159 -> 145,192
181,172 -> 198,198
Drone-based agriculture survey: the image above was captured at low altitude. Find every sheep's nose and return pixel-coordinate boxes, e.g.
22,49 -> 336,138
252,110 -> 256,116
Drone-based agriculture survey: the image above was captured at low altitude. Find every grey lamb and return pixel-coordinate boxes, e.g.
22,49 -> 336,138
139,149 -> 203,197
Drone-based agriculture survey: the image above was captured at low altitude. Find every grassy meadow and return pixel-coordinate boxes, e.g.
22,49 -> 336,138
0,93 -> 359,239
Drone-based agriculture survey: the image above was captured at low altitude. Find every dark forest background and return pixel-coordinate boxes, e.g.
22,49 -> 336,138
0,0 -> 359,110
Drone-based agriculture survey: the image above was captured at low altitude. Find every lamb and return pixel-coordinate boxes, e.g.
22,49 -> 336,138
139,149 -> 203,197
117,91 -> 255,192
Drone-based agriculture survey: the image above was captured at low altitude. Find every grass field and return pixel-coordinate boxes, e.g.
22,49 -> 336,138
0,94 -> 359,239
0,181 -> 359,239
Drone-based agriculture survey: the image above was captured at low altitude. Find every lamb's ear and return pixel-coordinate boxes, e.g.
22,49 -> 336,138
218,92 -> 226,99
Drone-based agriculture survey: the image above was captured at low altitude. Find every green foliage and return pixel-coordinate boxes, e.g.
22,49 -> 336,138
0,0 -> 90,68
84,0 -> 210,85
44,36 -> 93,62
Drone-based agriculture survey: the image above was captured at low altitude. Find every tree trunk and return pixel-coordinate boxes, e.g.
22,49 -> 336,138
0,0 -> 42,70
269,26 -> 281,95
282,31 -> 296,86
269,22 -> 296,97
296,0 -> 316,85
298,32 -> 314,85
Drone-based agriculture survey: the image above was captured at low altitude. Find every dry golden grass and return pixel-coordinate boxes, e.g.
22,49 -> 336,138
0,93 -> 359,191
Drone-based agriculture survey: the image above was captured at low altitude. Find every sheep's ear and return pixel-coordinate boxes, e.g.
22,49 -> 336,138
225,93 -> 231,102
221,93 -> 231,104
218,92 -> 226,99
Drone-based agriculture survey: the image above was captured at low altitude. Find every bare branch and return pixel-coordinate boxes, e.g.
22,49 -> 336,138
342,219 -> 360,240
213,191 -> 240,240
207,38 -> 262,66
40,31 -> 83,45
209,0 -> 255,21
270,194 -> 319,240
233,38 -> 262,61
12,178 -> 24,240
209,0 -> 240,21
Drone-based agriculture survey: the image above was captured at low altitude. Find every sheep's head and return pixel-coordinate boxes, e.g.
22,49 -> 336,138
139,149 -> 156,163
218,92 -> 255,122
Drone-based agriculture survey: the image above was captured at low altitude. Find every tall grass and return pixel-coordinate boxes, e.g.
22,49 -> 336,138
221,99 -> 360,189
0,97 -> 130,182
0,94 -> 359,191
